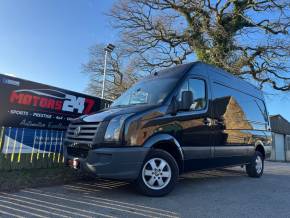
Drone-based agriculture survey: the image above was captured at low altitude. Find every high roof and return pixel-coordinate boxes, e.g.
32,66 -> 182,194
142,61 -> 264,100
196,61 -> 264,100
144,62 -> 195,80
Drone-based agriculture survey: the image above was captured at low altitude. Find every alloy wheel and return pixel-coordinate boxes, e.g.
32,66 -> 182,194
142,158 -> 172,190
255,155 -> 263,174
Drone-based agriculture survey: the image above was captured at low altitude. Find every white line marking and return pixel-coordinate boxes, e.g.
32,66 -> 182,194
1,193 -> 114,218
25,189 -> 179,218
0,198 -> 68,218
0,203 -> 48,218
0,209 -> 23,218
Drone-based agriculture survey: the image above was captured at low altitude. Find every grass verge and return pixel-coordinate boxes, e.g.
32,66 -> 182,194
0,167 -> 80,192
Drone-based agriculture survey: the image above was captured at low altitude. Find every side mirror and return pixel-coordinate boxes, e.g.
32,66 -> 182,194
180,91 -> 193,111
168,95 -> 179,115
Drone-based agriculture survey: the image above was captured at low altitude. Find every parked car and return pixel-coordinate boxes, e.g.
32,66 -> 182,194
64,61 -> 272,196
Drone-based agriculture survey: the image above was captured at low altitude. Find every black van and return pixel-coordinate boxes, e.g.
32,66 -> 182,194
64,62 -> 272,196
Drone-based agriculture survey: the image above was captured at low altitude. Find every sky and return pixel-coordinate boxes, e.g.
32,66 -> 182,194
0,0 -> 289,121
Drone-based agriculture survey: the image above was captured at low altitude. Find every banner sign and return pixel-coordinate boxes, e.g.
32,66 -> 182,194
0,73 -> 110,130
0,74 -> 110,155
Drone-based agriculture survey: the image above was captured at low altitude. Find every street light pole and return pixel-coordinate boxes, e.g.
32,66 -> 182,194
101,50 -> 108,99
101,43 -> 115,99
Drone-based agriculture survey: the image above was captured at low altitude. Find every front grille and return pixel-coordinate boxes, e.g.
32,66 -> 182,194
67,147 -> 89,158
65,122 -> 99,144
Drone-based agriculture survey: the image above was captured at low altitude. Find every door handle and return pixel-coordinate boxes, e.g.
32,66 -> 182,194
215,119 -> 224,126
203,118 -> 212,126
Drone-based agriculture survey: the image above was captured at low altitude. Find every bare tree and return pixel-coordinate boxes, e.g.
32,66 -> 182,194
83,44 -> 144,99
107,0 -> 290,91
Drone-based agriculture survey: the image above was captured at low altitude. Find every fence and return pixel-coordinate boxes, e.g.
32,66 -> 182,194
0,126 -> 65,171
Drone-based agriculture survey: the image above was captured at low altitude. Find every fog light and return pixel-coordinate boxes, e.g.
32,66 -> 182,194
73,158 -> 80,169
68,159 -> 80,169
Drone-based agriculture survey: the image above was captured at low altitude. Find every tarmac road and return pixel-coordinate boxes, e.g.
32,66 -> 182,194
0,161 -> 290,218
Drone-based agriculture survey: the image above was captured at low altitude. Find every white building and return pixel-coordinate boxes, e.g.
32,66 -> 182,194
270,115 -> 290,162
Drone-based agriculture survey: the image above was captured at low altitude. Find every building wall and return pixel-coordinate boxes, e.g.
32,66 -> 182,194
270,115 -> 290,162
271,132 -> 290,162
286,135 -> 290,162
270,133 -> 276,161
275,133 -> 285,161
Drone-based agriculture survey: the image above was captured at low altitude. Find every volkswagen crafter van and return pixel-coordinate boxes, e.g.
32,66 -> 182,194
64,62 -> 272,196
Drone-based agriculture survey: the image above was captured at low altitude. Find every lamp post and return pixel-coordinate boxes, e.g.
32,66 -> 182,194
101,43 -> 115,99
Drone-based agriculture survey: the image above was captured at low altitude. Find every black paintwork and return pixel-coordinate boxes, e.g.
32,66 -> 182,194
65,61 -> 272,176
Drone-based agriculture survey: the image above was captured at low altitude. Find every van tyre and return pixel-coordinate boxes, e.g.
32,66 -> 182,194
246,151 -> 264,178
136,149 -> 179,197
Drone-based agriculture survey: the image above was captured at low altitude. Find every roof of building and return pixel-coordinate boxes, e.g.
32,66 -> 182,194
270,114 -> 290,135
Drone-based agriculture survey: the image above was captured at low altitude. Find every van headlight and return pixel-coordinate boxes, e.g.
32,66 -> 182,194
104,114 -> 132,142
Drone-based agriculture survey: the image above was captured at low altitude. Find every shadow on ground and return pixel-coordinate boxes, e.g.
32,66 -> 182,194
0,161 -> 290,217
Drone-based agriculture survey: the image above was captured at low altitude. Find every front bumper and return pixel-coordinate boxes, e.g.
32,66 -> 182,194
64,146 -> 150,180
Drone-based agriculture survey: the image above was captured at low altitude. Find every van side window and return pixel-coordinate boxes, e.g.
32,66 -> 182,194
212,82 -> 268,126
178,79 -> 206,111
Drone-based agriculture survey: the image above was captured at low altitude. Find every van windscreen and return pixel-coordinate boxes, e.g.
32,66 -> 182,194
111,78 -> 178,107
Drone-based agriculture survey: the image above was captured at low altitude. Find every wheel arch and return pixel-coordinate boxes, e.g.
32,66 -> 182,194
143,134 -> 184,173
255,140 -> 266,159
